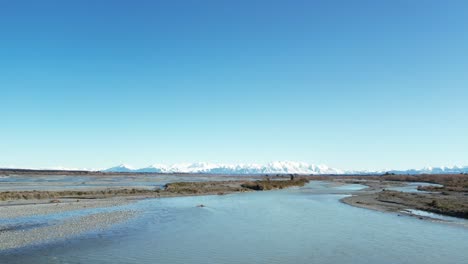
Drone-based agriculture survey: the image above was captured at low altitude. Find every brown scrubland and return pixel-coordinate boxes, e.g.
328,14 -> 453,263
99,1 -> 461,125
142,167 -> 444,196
337,174 -> 468,219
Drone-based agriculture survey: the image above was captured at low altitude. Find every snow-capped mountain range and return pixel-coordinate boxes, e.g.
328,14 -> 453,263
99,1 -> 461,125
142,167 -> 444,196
104,162 -> 344,174
103,162 -> 468,175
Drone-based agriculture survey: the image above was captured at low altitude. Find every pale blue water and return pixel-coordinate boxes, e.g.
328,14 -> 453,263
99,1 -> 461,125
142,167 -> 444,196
402,209 -> 468,225
387,182 -> 443,193
0,174 -> 260,191
1,182 -> 467,264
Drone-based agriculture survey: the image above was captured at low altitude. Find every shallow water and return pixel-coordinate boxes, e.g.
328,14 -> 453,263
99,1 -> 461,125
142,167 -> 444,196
387,182 -> 443,193
0,174 -> 260,191
402,209 -> 468,225
1,182 -> 467,264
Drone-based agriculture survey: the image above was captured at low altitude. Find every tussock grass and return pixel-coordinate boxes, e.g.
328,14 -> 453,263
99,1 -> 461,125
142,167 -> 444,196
306,174 -> 468,193
377,190 -> 468,219
164,181 -> 246,194
241,178 -> 309,191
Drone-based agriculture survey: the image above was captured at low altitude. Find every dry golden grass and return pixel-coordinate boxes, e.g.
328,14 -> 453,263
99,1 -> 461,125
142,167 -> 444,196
163,181 -> 246,194
241,178 -> 309,190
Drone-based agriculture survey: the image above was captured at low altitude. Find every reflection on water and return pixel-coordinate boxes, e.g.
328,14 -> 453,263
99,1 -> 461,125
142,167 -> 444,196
1,181 -> 467,264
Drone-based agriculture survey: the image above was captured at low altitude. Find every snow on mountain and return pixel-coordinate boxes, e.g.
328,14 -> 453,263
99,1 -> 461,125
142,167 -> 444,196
103,162 -> 468,175
388,165 -> 468,175
104,161 -> 344,174
4,162 -> 467,175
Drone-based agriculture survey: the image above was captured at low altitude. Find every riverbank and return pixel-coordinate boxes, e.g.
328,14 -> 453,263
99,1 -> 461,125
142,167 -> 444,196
342,191 -> 468,219
0,179 -> 308,251
0,196 -> 139,251
3,179 -> 468,264
0,210 -> 136,251
2,175 -> 467,252
339,175 -> 468,220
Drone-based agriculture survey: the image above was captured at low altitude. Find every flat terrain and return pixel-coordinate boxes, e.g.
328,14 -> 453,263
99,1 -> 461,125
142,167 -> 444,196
0,178 -> 308,201
1,172 -> 467,251
0,177 -> 309,251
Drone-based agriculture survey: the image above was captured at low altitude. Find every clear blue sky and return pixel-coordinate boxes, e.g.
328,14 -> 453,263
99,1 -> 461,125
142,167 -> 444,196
1,0 -> 467,170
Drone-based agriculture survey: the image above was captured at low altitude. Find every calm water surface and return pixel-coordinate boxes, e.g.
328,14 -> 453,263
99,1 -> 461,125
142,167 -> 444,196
1,182 -> 467,264
387,182 -> 443,193
0,174 -> 260,191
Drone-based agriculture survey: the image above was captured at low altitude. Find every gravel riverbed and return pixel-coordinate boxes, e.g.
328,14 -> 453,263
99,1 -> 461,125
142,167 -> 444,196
0,210 -> 136,251
0,198 -> 132,219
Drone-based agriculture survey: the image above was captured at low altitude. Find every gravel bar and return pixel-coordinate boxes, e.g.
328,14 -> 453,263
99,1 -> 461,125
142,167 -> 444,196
0,198 -> 131,219
0,210 -> 136,251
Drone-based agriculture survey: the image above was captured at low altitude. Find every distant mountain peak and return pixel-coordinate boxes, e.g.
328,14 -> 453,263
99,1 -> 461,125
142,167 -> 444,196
105,164 -> 135,172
